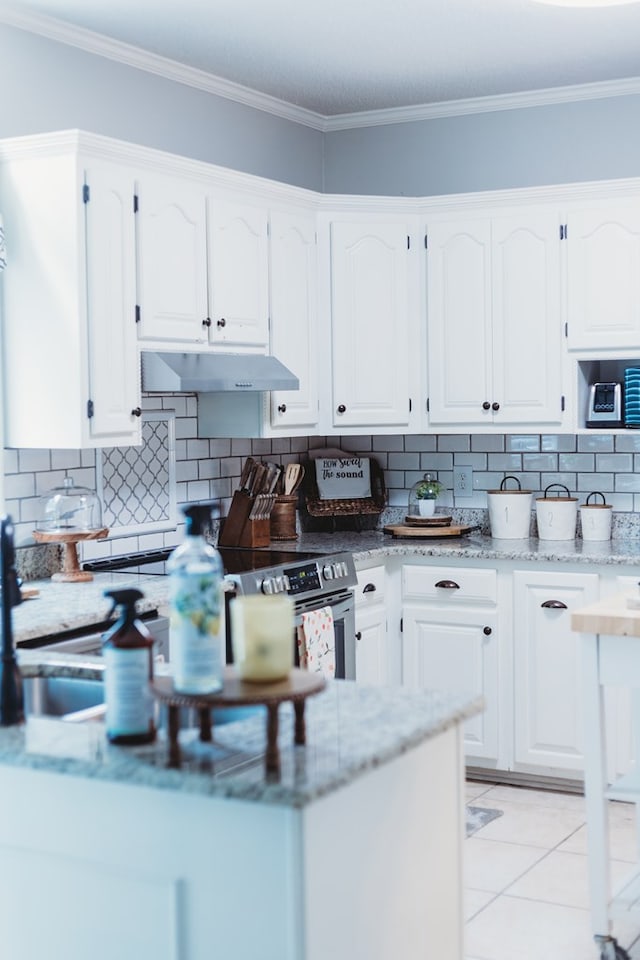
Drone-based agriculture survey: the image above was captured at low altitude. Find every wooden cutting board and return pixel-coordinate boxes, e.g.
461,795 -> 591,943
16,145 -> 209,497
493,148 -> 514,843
383,523 -> 480,539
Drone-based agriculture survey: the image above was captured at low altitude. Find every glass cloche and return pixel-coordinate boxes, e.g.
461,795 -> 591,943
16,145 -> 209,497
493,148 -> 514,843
35,477 -> 104,534
408,473 -> 444,518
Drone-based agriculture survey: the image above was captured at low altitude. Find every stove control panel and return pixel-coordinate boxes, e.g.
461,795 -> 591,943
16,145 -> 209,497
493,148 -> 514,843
322,561 -> 349,581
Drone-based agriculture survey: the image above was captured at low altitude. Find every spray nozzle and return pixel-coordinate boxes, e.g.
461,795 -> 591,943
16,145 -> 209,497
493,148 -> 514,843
182,501 -> 219,537
104,588 -> 144,620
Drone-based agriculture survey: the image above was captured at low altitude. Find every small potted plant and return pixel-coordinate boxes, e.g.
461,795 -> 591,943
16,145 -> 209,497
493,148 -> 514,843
410,473 -> 444,517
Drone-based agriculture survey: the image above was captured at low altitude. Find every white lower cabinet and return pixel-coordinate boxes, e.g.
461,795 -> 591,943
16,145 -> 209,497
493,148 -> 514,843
354,565 -> 395,685
512,570 -> 599,778
401,564 -> 500,767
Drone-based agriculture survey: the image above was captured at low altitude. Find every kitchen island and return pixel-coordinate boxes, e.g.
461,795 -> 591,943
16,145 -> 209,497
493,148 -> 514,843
0,671 -> 480,960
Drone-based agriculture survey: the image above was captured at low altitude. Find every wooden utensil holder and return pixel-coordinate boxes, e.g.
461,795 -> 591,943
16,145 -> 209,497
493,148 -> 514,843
219,490 -> 271,548
270,494 -> 298,540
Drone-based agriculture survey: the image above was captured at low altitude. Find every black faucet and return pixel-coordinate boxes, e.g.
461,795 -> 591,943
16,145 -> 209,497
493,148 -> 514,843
0,515 -> 24,725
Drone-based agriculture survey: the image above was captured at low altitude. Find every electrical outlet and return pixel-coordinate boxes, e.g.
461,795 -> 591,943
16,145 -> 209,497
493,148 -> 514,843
453,465 -> 473,499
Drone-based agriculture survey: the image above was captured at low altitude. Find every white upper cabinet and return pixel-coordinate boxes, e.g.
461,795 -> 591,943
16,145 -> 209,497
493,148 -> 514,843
426,210 -> 564,428
136,177 -> 269,349
328,219 -> 414,430
566,199 -> 640,352
207,197 -> 269,347
0,142 -> 141,448
136,174 -> 209,343
268,210 -> 319,432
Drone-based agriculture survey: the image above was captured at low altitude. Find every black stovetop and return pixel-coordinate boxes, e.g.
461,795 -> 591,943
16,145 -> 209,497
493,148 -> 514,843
83,546 -> 324,577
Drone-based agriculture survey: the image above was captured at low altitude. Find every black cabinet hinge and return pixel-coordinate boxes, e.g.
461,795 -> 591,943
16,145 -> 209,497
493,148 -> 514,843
87,399 -> 94,419
133,194 -> 139,213
82,184 -> 90,204
135,305 -> 141,324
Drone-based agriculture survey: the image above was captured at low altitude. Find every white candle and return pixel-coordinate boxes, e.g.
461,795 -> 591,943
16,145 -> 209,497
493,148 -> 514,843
230,595 -> 294,682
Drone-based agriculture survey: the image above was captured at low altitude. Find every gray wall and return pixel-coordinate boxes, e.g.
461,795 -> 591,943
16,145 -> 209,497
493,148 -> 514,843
324,95 -> 640,196
0,24 -> 323,191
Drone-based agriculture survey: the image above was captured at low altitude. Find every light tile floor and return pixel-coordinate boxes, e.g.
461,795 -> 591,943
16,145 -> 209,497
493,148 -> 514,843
464,781 -> 640,960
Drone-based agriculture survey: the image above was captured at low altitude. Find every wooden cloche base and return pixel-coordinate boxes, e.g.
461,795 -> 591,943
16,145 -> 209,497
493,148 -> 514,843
32,528 -> 109,582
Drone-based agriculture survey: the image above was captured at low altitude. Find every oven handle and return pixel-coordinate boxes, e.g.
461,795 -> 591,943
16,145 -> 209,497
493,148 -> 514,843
293,591 -> 355,626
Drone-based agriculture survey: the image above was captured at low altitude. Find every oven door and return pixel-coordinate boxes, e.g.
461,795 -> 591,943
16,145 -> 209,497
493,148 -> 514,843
293,589 -> 356,680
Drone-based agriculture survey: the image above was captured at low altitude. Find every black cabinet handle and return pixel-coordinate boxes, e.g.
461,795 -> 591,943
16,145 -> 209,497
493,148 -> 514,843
217,318 -> 226,328
435,579 -> 460,590
482,401 -> 491,410
131,407 -> 142,418
355,631 -> 362,642
483,626 -> 492,636
363,583 -> 377,594
202,317 -> 212,328
541,599 -> 568,610
337,404 -> 346,414
278,404 -> 287,414
492,401 -> 500,411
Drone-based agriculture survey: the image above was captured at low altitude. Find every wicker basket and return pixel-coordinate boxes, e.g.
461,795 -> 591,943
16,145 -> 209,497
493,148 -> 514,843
300,456 -> 386,532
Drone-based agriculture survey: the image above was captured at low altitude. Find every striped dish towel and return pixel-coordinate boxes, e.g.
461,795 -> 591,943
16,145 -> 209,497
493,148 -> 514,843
297,607 -> 335,678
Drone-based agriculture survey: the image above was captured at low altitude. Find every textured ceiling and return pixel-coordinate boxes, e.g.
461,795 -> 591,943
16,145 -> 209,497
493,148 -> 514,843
5,0 -> 640,115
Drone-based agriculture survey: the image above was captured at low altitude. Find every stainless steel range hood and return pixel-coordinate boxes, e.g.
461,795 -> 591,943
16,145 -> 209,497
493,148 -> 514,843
141,351 -> 299,393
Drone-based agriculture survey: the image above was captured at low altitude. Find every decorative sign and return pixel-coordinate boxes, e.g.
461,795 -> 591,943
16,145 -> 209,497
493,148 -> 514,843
315,457 -> 371,500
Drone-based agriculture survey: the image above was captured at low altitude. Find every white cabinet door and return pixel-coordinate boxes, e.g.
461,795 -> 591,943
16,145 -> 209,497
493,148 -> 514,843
1,147 -> 141,449
269,210 -> 319,431
330,221 -> 411,428
491,213 -> 563,424
402,604 -> 499,764
426,218 -> 492,425
207,197 -> 269,347
427,211 -> 563,428
84,161 -> 141,445
566,199 -> 640,351
354,565 -> 390,685
136,174 -> 209,343
512,570 -> 599,777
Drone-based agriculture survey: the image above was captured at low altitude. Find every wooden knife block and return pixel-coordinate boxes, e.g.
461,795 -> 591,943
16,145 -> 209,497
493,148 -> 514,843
219,490 -> 271,548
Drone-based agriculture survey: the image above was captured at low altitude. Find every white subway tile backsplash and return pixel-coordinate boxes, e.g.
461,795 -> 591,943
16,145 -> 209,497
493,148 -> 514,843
522,453 -> 558,471
18,449 -> 50,472
175,417 -> 198,439
615,474 -> 640,493
578,434 -> 614,452
50,449 -> 81,470
541,435 -> 576,452
420,452 -> 454,470
161,395 -> 186,416
405,435 -> 437,452
186,480 -> 211,501
198,460 -> 220,480
186,397 -> 198,417
437,435 -> 471,452
616,434 -> 640,452
231,438 -> 252,456
540,473 -> 577,491
4,474 -> 36,500
372,435 -> 404,451
389,452 -> 420,470
578,473 -> 614,493
209,439 -> 232,458
270,438 -> 291,455
3,449 -> 18,473
471,435 -> 505,452
176,460 -> 198,482
507,435 -> 540,452
596,453 -> 634,472
487,453 -> 523,471
187,439 -> 210,460
454,453 -> 488,470
220,458 -> 242,478
559,453 -> 595,472
250,439 -> 272,456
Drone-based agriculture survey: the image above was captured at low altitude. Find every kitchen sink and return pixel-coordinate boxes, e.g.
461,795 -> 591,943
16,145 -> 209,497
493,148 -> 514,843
23,676 -> 105,720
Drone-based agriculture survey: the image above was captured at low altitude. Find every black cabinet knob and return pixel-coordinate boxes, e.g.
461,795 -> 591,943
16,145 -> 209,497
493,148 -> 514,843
435,579 -> 460,590
131,407 -> 142,418
541,599 -> 568,610
217,318 -> 226,328
482,401 -> 491,410
337,404 -> 346,414
483,626 -> 492,636
492,401 -> 500,411
355,631 -> 362,642
278,403 -> 287,414
202,317 -> 212,328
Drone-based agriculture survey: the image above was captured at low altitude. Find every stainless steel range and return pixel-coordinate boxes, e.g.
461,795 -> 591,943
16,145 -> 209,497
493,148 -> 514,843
83,546 -> 358,679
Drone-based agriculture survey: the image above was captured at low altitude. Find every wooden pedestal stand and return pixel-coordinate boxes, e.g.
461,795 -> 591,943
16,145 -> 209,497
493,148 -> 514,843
152,667 -> 326,776
32,528 -> 109,582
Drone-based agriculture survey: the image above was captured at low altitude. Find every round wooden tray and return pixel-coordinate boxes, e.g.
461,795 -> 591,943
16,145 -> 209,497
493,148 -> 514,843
152,667 -> 326,776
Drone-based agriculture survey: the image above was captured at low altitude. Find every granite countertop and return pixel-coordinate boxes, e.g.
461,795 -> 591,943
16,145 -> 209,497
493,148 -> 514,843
0,679 -> 482,809
14,531 -> 640,646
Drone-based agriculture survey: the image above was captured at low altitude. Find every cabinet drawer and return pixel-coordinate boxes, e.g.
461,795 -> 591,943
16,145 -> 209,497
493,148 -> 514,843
402,565 -> 497,604
356,566 -> 386,606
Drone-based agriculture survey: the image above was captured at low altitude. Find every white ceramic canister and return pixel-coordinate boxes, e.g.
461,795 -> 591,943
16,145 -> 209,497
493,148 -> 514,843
580,491 -> 613,542
487,476 -> 532,539
535,483 -> 578,541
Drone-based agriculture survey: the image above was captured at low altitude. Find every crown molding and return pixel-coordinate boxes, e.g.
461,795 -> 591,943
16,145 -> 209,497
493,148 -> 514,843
0,2 -> 326,130
323,75 -> 640,130
2,2 -> 640,134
